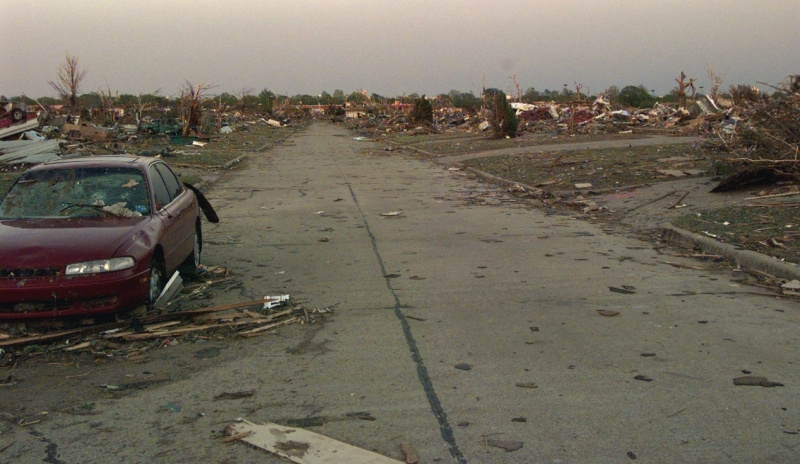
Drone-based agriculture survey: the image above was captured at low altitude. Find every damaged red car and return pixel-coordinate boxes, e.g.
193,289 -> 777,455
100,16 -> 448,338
0,156 -> 218,319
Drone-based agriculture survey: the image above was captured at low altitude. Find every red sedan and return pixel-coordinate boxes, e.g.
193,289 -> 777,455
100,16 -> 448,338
0,155 -> 218,319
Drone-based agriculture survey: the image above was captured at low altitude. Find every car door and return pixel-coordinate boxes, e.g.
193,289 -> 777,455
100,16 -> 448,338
154,163 -> 198,268
148,164 -> 183,273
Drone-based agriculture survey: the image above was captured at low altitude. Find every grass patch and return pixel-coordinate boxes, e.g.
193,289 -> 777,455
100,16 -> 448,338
673,205 -> 800,264
163,151 -> 242,168
462,143 -> 723,191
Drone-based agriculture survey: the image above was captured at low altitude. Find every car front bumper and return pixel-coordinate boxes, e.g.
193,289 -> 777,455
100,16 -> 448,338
0,267 -> 151,319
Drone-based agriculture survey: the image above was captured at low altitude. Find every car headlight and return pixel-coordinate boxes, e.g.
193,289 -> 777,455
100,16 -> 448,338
65,257 -> 136,275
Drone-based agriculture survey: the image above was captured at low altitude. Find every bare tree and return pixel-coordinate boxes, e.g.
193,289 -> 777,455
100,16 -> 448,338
508,74 -> 522,102
97,85 -> 118,123
48,53 -> 88,109
180,81 -> 216,136
237,87 -> 254,112
574,82 -> 584,101
705,63 -> 727,100
675,71 -> 696,108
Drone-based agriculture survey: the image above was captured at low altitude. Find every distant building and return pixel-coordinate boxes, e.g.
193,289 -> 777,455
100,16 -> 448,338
344,107 -> 368,118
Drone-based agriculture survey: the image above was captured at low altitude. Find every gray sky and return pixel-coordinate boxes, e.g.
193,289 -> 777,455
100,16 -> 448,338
2,0 -> 798,100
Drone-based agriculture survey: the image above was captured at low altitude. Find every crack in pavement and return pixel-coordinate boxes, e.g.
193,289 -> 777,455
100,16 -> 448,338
328,149 -> 468,464
27,428 -> 64,464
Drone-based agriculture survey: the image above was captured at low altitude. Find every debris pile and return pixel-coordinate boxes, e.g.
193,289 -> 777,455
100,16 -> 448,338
708,77 -> 800,191
342,96 -> 720,141
0,293 -> 332,358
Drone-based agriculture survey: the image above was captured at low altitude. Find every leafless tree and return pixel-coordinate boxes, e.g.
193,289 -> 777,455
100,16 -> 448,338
180,81 -> 216,136
97,85 -> 118,123
574,82 -> 584,101
508,74 -> 522,102
705,63 -> 727,100
237,87 -> 254,111
675,71 -> 696,108
48,53 -> 87,109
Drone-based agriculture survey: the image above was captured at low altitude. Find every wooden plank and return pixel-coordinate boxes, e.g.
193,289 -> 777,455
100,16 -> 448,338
122,309 -> 297,340
136,299 -> 269,325
0,322 -> 119,348
239,318 -> 297,337
228,420 -> 402,464
144,321 -> 184,331
0,299 -> 287,347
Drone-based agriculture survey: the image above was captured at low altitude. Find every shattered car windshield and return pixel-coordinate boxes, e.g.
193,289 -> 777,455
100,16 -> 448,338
0,167 -> 151,219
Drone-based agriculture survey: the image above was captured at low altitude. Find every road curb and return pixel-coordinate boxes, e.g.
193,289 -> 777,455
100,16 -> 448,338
659,224 -> 800,280
459,166 -> 542,192
224,153 -> 248,169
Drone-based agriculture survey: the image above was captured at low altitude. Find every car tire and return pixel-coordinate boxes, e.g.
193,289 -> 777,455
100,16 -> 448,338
179,224 -> 202,276
10,108 -> 24,122
148,256 -> 166,304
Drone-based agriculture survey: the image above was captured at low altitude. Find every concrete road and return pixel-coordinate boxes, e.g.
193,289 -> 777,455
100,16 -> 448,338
24,122 -> 800,463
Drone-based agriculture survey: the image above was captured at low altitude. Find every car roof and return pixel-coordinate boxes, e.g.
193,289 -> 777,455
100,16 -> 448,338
33,155 -> 158,171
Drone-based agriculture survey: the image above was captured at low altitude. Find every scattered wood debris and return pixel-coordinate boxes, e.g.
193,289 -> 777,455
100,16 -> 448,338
733,376 -> 784,387
215,390 -> 255,400
0,294 -> 334,362
486,438 -> 523,452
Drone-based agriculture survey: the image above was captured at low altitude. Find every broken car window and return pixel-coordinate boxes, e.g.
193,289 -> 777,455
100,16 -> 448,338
0,167 -> 150,219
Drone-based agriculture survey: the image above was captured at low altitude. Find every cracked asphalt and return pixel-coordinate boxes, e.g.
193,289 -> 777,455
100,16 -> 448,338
2,122 -> 799,463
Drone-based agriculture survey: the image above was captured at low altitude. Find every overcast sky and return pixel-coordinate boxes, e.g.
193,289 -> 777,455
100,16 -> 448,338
1,0 -> 798,100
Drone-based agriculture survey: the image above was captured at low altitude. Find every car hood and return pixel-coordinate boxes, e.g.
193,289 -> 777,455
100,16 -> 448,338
0,216 -> 154,268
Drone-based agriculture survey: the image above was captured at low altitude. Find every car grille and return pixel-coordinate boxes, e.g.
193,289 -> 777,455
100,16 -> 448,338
0,299 -> 74,313
0,295 -> 120,314
0,267 -> 61,279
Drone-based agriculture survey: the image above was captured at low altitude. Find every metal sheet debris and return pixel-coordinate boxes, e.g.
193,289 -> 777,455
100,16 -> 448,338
0,140 -> 60,165
154,272 -> 183,309
264,294 -> 291,309
61,122 -> 111,141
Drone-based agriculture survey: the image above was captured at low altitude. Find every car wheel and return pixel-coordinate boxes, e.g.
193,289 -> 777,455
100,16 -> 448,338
179,225 -> 202,276
10,108 -> 24,122
148,256 -> 165,304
